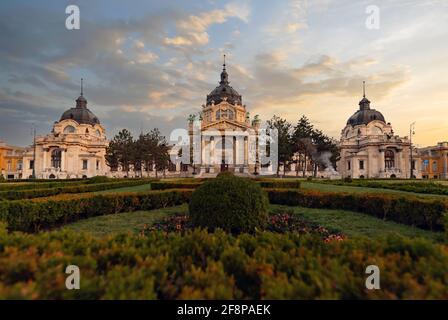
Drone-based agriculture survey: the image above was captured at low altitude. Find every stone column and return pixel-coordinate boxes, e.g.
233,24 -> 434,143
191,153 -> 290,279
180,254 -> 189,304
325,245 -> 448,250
42,148 -> 47,171
379,150 -> 385,174
232,136 -> 237,168
443,152 -> 448,179
244,137 -> 248,166
61,149 -> 65,172
201,136 -> 205,166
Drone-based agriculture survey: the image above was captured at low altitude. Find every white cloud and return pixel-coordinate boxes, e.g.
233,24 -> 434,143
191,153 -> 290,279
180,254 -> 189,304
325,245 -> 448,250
164,2 -> 250,47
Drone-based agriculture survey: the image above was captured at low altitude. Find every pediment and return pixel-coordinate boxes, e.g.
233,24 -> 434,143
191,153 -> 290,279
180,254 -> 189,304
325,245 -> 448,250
202,120 -> 249,131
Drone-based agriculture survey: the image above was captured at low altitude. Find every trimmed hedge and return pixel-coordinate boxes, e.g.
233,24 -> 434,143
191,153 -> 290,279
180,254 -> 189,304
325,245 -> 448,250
0,180 -> 90,192
0,228 -> 447,299
151,179 -> 301,190
267,189 -> 447,231
258,180 -> 301,189
0,180 -> 152,200
0,189 -> 192,232
151,181 -> 201,190
189,175 -> 269,233
319,180 -> 448,196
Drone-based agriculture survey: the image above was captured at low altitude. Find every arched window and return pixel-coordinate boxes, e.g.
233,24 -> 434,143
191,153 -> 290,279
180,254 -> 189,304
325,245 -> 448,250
432,161 -> 437,172
64,125 -> 75,133
228,109 -> 234,120
95,129 -> 101,137
51,149 -> 61,168
216,110 -> 221,120
422,159 -> 429,171
385,150 -> 394,169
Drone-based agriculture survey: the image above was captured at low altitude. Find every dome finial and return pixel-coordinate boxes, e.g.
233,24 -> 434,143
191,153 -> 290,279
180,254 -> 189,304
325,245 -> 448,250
363,80 -> 366,98
220,55 -> 229,85
81,78 -> 84,96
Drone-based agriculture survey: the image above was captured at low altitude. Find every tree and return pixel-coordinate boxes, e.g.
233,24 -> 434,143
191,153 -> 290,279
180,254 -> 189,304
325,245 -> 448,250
105,140 -> 119,171
267,116 -> 293,177
292,116 -> 315,177
108,129 -> 134,176
291,115 -> 340,177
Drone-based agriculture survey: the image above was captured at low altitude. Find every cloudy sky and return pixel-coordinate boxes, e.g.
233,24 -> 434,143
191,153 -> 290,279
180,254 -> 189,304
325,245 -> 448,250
0,0 -> 447,147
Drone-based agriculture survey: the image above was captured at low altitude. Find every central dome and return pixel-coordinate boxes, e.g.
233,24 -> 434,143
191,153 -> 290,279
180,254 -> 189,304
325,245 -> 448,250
206,62 -> 242,106
60,94 -> 100,125
347,96 -> 386,126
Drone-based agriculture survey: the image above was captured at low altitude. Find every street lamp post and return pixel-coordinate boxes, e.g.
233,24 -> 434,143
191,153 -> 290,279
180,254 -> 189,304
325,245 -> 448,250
409,122 -> 415,179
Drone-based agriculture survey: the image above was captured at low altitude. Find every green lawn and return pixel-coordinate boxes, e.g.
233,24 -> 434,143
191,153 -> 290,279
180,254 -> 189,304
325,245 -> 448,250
301,181 -> 448,199
62,203 -> 441,242
63,204 -> 187,236
271,204 -> 441,241
94,183 -> 152,194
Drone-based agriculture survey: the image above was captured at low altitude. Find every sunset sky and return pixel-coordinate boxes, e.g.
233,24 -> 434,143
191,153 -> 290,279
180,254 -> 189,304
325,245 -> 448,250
0,0 -> 447,147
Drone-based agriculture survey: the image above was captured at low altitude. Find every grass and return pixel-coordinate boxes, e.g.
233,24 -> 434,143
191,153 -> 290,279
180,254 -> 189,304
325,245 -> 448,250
94,183 -> 152,194
271,204 -> 441,241
63,204 -> 187,236
62,203 -> 441,242
301,181 -> 448,199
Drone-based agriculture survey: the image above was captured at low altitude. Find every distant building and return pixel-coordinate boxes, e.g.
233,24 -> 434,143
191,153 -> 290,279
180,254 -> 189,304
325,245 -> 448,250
337,84 -> 420,179
0,140 -> 24,179
418,142 -> 448,179
22,84 -> 109,179
183,58 -> 263,176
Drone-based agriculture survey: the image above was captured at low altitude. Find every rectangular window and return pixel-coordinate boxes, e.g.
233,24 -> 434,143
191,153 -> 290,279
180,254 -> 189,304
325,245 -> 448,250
96,160 -> 100,170
82,160 -> 88,170
359,160 -> 364,170
412,160 -> 416,170
347,161 -> 351,170
29,160 -> 34,170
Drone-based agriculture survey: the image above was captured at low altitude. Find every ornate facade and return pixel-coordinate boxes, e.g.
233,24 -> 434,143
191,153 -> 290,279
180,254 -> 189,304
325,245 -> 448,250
187,60 -> 262,176
0,141 -> 24,179
418,142 -> 448,179
337,86 -> 421,179
22,87 -> 109,179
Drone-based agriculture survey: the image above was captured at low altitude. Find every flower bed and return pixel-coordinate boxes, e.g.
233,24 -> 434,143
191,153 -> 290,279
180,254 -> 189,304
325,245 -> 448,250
141,210 -> 345,242
267,188 -> 448,231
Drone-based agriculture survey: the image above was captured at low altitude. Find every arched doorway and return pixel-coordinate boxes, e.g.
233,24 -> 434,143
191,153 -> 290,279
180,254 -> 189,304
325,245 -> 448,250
385,150 -> 395,169
51,149 -> 62,168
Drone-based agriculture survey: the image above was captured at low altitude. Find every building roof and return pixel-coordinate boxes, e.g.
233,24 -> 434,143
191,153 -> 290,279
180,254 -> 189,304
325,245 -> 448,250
346,91 -> 386,126
206,60 -> 242,106
60,94 -> 100,125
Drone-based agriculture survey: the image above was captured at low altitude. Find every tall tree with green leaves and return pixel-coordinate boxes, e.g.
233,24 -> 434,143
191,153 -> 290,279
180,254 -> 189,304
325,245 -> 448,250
292,115 -> 315,177
111,129 -> 134,176
267,115 -> 293,177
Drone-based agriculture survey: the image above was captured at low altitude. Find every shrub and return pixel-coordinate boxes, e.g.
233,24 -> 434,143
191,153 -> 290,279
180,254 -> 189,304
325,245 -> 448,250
216,171 -> 235,178
86,176 -> 110,184
343,177 -> 352,183
151,181 -> 202,190
0,189 -> 192,232
319,180 -> 448,196
189,176 -> 269,233
0,230 -> 447,299
266,189 -> 447,231
0,180 -> 151,200
151,179 -> 300,191
257,180 -> 301,189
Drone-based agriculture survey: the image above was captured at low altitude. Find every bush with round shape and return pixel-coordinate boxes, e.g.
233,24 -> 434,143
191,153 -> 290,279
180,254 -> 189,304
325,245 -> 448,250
189,175 -> 269,233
